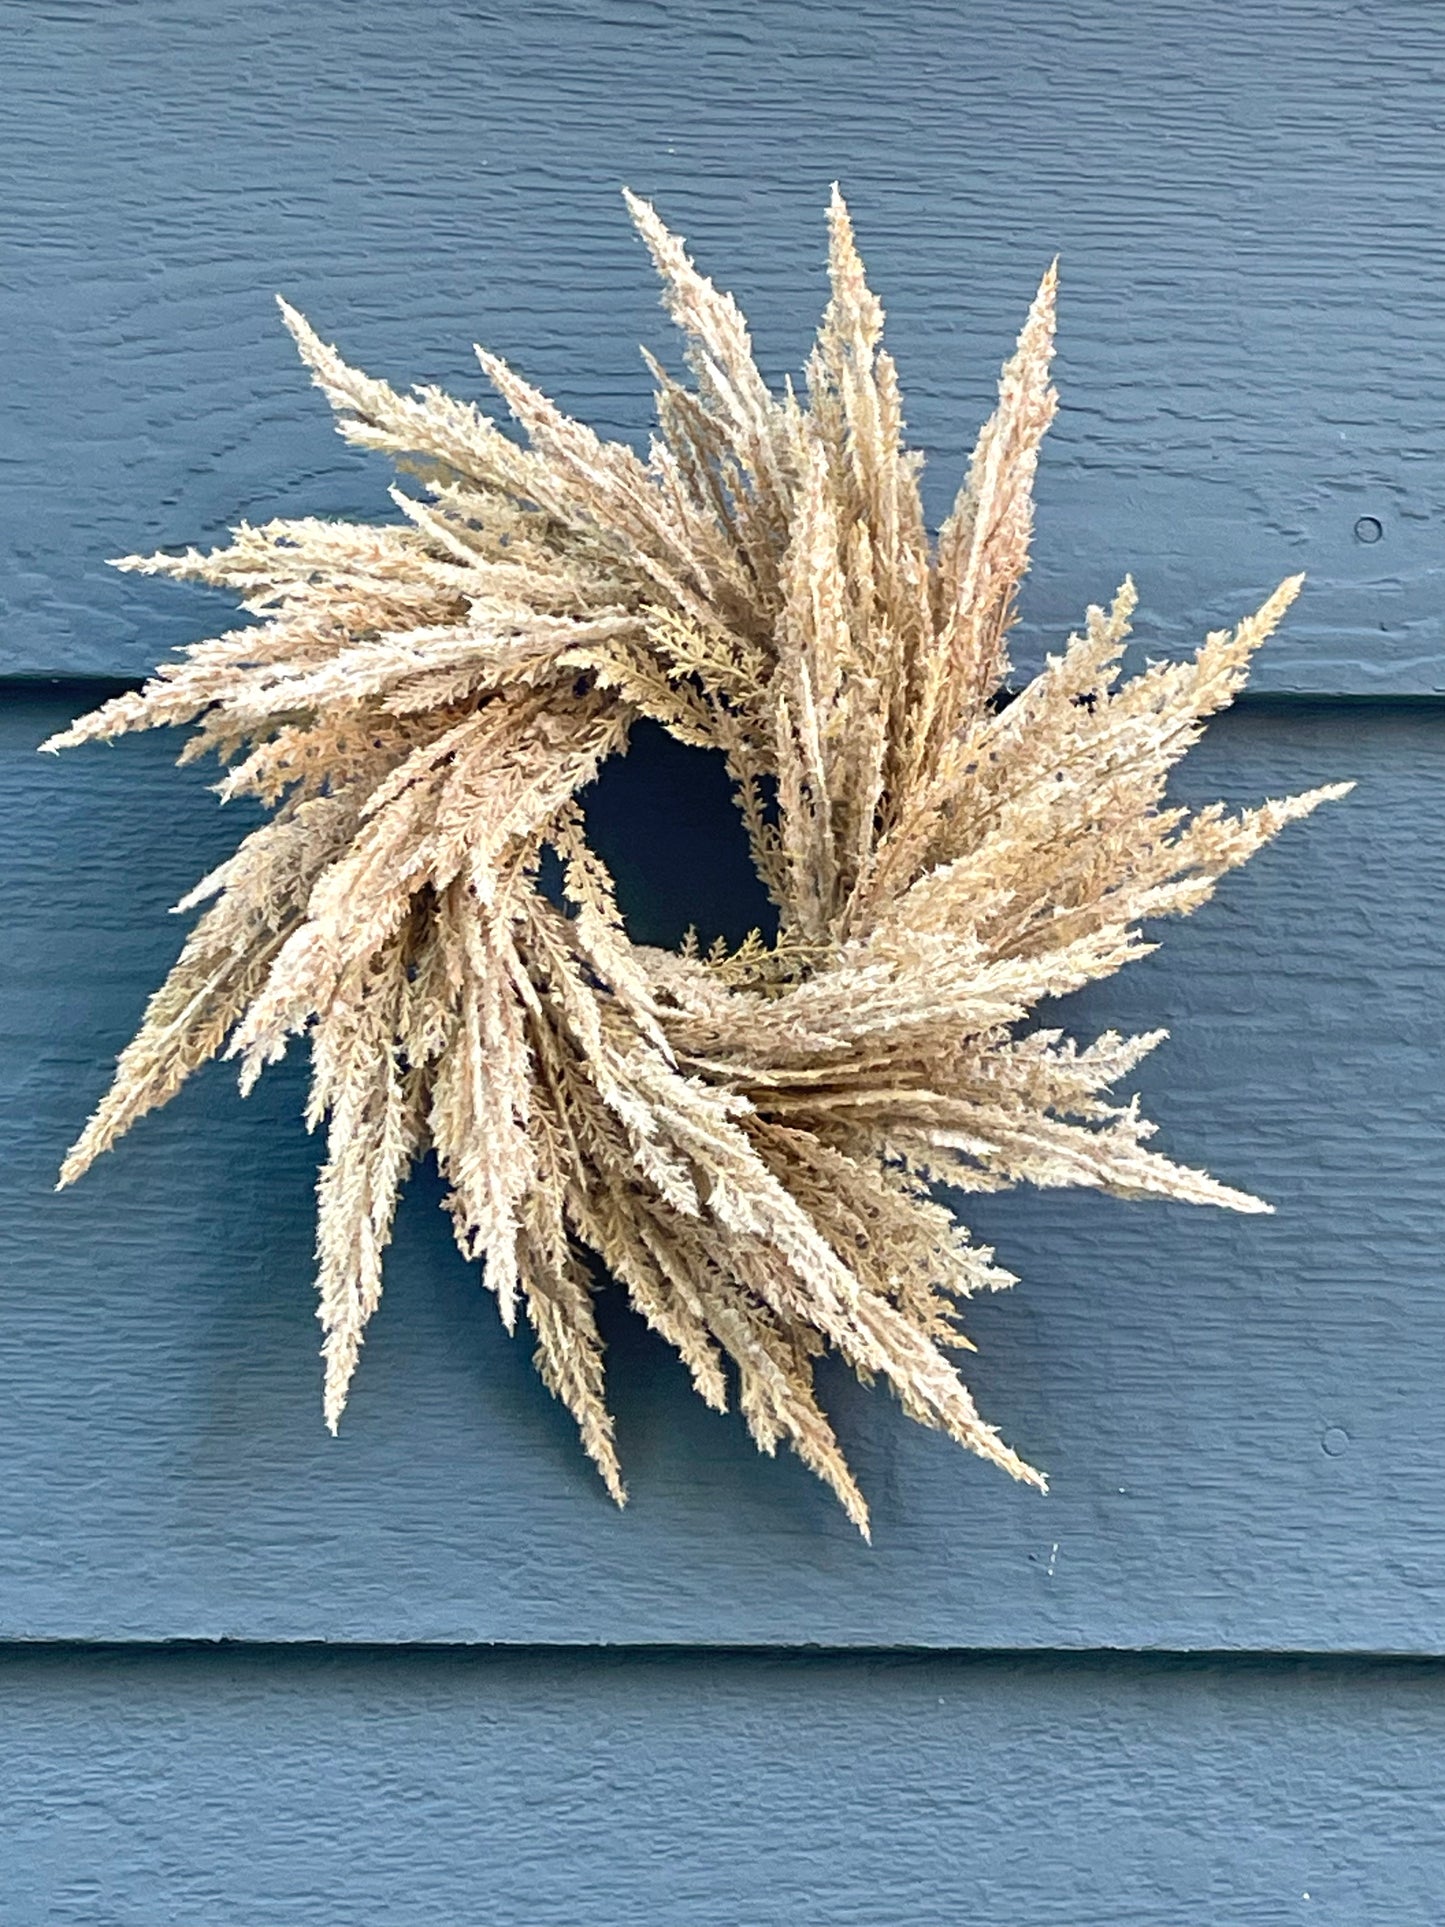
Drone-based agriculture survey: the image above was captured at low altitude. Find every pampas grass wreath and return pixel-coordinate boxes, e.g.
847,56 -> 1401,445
46,189 -> 1349,1533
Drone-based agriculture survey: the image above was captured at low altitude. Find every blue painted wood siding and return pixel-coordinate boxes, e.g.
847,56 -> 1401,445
2,1 -> 1442,1920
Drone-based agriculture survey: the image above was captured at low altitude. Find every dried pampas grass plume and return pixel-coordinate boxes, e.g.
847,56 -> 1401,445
46,188 -> 1349,1533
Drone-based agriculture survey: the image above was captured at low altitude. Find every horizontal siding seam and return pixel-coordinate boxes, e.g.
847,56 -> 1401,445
2,1640 -> 1444,1665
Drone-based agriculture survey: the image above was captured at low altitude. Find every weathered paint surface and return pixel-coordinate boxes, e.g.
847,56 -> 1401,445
2,1646 -> 1442,1926
2,0 -> 1441,688
4,693 -> 1439,1647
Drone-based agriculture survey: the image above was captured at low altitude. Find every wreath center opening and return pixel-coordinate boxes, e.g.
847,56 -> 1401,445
578,719 -> 779,958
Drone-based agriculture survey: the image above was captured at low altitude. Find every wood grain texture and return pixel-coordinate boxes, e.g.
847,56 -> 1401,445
4,692 -> 1440,1648
1,1645 -> 1441,1926
2,0 -> 1440,688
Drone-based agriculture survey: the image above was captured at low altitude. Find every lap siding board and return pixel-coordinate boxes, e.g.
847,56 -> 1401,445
2,1 -> 1441,691
2,1647 -> 1442,1927
2,695 -> 1438,1650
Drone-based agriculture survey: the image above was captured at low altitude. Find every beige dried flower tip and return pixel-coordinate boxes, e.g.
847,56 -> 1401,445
46,187 -> 1349,1533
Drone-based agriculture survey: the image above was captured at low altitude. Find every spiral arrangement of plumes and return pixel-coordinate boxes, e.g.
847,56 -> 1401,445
46,189 -> 1347,1531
